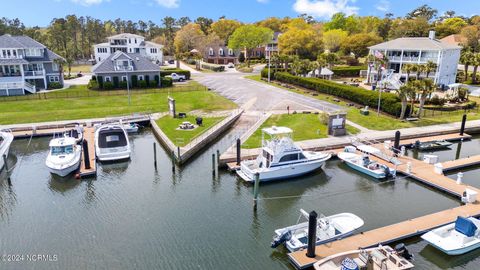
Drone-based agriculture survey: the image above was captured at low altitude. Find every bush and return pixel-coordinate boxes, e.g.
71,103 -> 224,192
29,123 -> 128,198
138,80 -> 148,88
261,68 -> 286,79
201,63 -> 225,72
91,75 -> 97,81
331,66 -> 365,77
131,75 -> 138,87
274,72 -> 405,117
149,80 -> 158,87
342,56 -> 360,66
145,75 -> 150,86
97,76 -> 104,89
160,69 -> 191,79
428,95 -> 446,106
161,77 -> 173,87
103,81 -> 114,90
113,76 -> 119,88
119,81 -> 128,89
48,82 -> 63,89
87,79 -> 99,90
186,59 -> 197,65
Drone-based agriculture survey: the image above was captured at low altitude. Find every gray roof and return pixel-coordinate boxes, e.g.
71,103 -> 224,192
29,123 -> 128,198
0,34 -> 46,49
108,33 -> 144,40
92,52 -> 160,74
0,58 -> 28,65
369,37 -> 462,51
24,48 -> 64,62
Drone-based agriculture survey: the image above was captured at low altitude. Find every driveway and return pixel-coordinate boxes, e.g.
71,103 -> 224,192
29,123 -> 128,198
64,74 -> 92,86
194,73 -> 343,113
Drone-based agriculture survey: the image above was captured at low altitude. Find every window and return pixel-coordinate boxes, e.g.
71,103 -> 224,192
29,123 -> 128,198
209,48 -> 214,56
105,76 -> 111,82
219,48 -> 224,56
122,76 -> 128,82
279,153 -> 299,163
138,75 -> 144,81
49,76 -> 59,82
228,49 -> 233,56
129,38 -> 131,44
98,57 -> 102,62
52,63 -> 59,72
135,38 -> 137,44
150,48 -> 157,54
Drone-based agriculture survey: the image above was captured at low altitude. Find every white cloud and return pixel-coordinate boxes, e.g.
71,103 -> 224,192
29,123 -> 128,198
293,0 -> 359,19
257,0 -> 269,3
71,0 -> 106,6
375,0 -> 389,12
154,0 -> 180,8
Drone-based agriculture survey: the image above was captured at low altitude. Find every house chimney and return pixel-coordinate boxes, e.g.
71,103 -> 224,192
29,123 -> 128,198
428,30 -> 436,40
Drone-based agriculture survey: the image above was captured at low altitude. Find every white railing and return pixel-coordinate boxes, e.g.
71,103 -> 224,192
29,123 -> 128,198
0,55 -> 23,59
115,66 -> 134,71
24,81 -> 36,93
0,81 -> 36,93
24,70 -> 44,77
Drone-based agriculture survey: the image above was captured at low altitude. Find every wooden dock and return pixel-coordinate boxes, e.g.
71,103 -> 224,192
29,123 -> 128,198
397,133 -> 471,147
79,127 -> 96,178
288,133 -> 480,269
442,155 -> 480,172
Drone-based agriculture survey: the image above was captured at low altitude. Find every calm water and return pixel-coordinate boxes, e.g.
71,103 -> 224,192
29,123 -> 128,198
0,130 -> 479,269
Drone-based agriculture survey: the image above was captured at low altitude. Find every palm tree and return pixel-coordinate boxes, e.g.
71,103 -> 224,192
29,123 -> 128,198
316,55 -> 327,78
397,84 -> 415,119
460,50 -> 474,82
402,63 -> 415,83
416,79 -> 435,118
366,54 -> 376,84
424,61 -> 437,80
471,53 -> 480,84
415,64 -> 425,80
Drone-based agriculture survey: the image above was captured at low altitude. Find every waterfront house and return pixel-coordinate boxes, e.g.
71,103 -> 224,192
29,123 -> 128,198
367,31 -> 461,87
203,45 -> 240,65
91,51 -> 161,87
246,32 -> 281,60
93,33 -> 163,64
0,34 -> 64,96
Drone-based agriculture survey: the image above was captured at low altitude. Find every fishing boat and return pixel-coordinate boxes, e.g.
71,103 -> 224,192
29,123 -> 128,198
236,126 -> 331,182
271,209 -> 364,252
421,216 -> 480,255
123,122 -> 140,133
95,125 -> 131,162
337,146 -> 396,179
45,136 -> 82,177
65,125 -> 83,144
313,245 -> 414,270
413,140 -> 452,151
0,131 -> 14,172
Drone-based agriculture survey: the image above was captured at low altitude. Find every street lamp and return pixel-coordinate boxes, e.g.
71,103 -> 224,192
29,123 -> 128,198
125,70 -> 131,106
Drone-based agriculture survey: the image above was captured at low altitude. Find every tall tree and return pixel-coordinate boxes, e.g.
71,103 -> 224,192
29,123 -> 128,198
416,79 -> 435,118
460,50 -> 474,81
323,29 -> 348,52
278,18 -> 322,59
194,17 -> 213,35
174,23 -> 205,55
397,83 -> 415,119
228,25 -> 273,67
406,5 -> 438,21
211,19 -> 242,44
341,33 -> 382,58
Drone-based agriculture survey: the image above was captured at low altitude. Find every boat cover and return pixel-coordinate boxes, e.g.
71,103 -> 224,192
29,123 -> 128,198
455,216 -> 477,237
341,257 -> 359,270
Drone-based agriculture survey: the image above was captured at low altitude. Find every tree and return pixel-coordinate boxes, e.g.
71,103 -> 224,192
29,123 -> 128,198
460,50 -> 474,81
471,53 -> 480,84
416,79 -> 435,118
318,52 -> 338,69
323,29 -> 348,52
397,84 -> 415,119
389,18 -> 430,39
402,63 -> 416,82
177,17 -> 191,27
228,25 -> 273,67
211,19 -> 242,44
406,5 -> 438,21
434,17 -> 467,38
194,17 -> 213,35
324,13 -> 347,31
461,25 -> 480,51
174,23 -> 205,55
423,61 -> 437,80
278,18 -> 322,59
341,33 -> 382,58
256,17 -> 291,32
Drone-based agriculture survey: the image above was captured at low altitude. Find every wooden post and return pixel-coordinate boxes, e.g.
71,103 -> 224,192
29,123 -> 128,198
306,211 -> 318,258
236,138 -> 241,165
153,142 -> 157,168
216,149 -> 220,166
177,146 -> 181,163
460,114 -> 467,136
3,154 -> 11,184
212,153 -> 216,176
82,139 -> 91,170
171,150 -> 175,172
253,172 -> 260,208
394,131 -> 401,154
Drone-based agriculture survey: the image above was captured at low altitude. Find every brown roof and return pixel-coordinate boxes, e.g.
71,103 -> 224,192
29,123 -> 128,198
440,34 -> 466,47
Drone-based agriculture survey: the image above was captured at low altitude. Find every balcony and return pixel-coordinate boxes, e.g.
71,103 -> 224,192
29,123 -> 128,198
387,56 -> 439,63
0,72 -> 22,78
24,70 -> 45,77
114,66 -> 134,71
0,54 -> 24,59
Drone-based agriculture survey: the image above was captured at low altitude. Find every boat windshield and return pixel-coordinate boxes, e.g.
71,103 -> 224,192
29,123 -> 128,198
51,145 -> 74,156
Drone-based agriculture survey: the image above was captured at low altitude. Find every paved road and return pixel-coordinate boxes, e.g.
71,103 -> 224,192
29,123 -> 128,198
194,73 -> 343,113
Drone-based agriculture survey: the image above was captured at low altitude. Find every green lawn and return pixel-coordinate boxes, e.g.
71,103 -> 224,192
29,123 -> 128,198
155,115 -> 225,146
245,75 -> 479,130
68,64 -> 92,74
0,85 -> 236,124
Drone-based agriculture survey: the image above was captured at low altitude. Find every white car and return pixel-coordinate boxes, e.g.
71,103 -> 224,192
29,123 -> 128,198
166,73 -> 186,82
227,63 -> 235,68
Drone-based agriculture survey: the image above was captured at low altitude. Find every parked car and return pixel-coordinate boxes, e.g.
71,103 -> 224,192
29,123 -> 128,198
227,62 -> 235,69
166,73 -> 186,82
168,60 -> 175,64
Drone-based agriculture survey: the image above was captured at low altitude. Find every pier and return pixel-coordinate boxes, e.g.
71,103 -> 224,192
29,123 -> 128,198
442,155 -> 480,172
78,127 -> 96,178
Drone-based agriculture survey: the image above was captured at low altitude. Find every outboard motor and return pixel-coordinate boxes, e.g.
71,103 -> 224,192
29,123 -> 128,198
395,243 -> 414,260
414,140 -> 421,149
271,230 -> 292,248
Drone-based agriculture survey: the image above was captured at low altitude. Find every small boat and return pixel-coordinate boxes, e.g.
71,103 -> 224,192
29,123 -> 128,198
237,126 -> 331,182
123,123 -> 140,133
45,136 -> 82,177
421,216 -> 480,255
95,125 -> 131,162
271,209 -> 364,252
338,146 -> 396,179
64,125 -> 83,144
413,140 -> 452,151
0,131 -> 14,172
314,244 -> 414,270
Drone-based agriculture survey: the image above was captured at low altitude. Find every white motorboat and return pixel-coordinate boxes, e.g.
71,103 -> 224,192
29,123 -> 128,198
95,125 -> 131,162
271,209 -> 364,252
0,131 -> 14,172
237,126 -> 331,182
338,146 -> 396,179
421,216 -> 480,255
45,136 -> 82,177
313,245 -> 414,270
123,122 -> 140,133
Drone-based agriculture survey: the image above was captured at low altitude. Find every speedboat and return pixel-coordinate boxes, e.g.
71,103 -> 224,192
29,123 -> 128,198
237,126 -> 331,182
338,146 -> 396,179
413,140 -> 452,151
95,125 -> 131,162
0,131 -> 14,172
45,136 -> 82,177
123,123 -> 140,133
421,216 -> 480,255
271,209 -> 364,252
313,245 -> 414,270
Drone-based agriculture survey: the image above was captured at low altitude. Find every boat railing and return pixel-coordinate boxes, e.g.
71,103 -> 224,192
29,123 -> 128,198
351,137 -> 401,165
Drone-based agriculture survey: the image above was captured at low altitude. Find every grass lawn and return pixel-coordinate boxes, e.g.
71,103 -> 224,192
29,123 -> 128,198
155,115 -> 225,146
243,114 -> 328,149
245,75 -> 479,130
68,64 -> 92,74
0,84 -> 236,125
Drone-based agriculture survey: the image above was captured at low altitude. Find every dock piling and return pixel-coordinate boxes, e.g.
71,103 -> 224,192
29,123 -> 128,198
212,153 -> 216,177
3,154 -> 11,184
306,211 -> 318,258
236,139 -> 241,165
460,114 -> 467,135
457,172 -> 464,185
394,131 -> 401,154
82,140 -> 91,170
253,173 -> 260,208
153,142 -> 157,168
171,150 -> 175,172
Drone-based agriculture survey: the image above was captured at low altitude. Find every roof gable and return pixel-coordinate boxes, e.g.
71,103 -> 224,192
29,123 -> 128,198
92,53 -> 160,74
369,37 -> 461,51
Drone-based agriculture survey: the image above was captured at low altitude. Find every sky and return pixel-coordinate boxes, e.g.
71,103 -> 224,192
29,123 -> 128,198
3,0 -> 480,27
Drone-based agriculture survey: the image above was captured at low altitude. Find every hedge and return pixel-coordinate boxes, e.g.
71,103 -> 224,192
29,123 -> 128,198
261,68 -> 286,79
161,77 -> 173,87
423,101 -> 477,111
274,72 -> 407,117
201,63 -> 225,72
48,82 -> 63,89
331,66 -> 366,77
160,69 -> 191,80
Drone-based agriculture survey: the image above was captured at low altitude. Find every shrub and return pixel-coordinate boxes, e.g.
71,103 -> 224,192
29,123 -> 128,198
91,75 -> 97,81
149,80 -> 158,87
154,75 -> 160,85
119,81 -> 128,89
113,76 -> 119,88
428,95 -> 446,106
138,80 -> 148,88
201,63 -> 225,72
145,75 -> 150,86
97,76 -> 104,89
87,79 -> 99,90
160,69 -> 191,79
331,66 -> 365,77
131,75 -> 138,88
161,77 -> 173,87
342,56 -> 360,66
274,72 -> 404,116
261,68 -> 286,79
186,59 -> 197,65
103,81 -> 114,90
48,82 -> 63,89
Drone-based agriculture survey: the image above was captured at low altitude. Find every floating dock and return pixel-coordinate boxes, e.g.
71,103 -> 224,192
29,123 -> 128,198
442,155 -> 480,172
288,133 -> 480,269
78,127 -> 96,178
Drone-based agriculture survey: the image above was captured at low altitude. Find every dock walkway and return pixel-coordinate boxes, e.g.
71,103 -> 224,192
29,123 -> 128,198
79,127 -> 96,178
442,155 -> 480,172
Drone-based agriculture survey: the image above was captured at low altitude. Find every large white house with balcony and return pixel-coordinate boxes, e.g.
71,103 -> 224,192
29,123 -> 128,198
93,33 -> 163,65
0,34 -> 64,96
367,31 -> 461,88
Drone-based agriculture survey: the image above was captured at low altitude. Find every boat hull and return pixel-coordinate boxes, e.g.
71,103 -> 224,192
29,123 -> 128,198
47,157 -> 81,177
0,132 -> 14,172
343,160 -> 386,179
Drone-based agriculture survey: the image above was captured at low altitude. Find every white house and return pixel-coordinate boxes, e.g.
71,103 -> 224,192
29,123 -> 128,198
367,31 -> 461,87
93,33 -> 163,64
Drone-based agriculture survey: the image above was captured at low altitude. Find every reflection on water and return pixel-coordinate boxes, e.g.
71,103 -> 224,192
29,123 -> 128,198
0,130 -> 478,269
